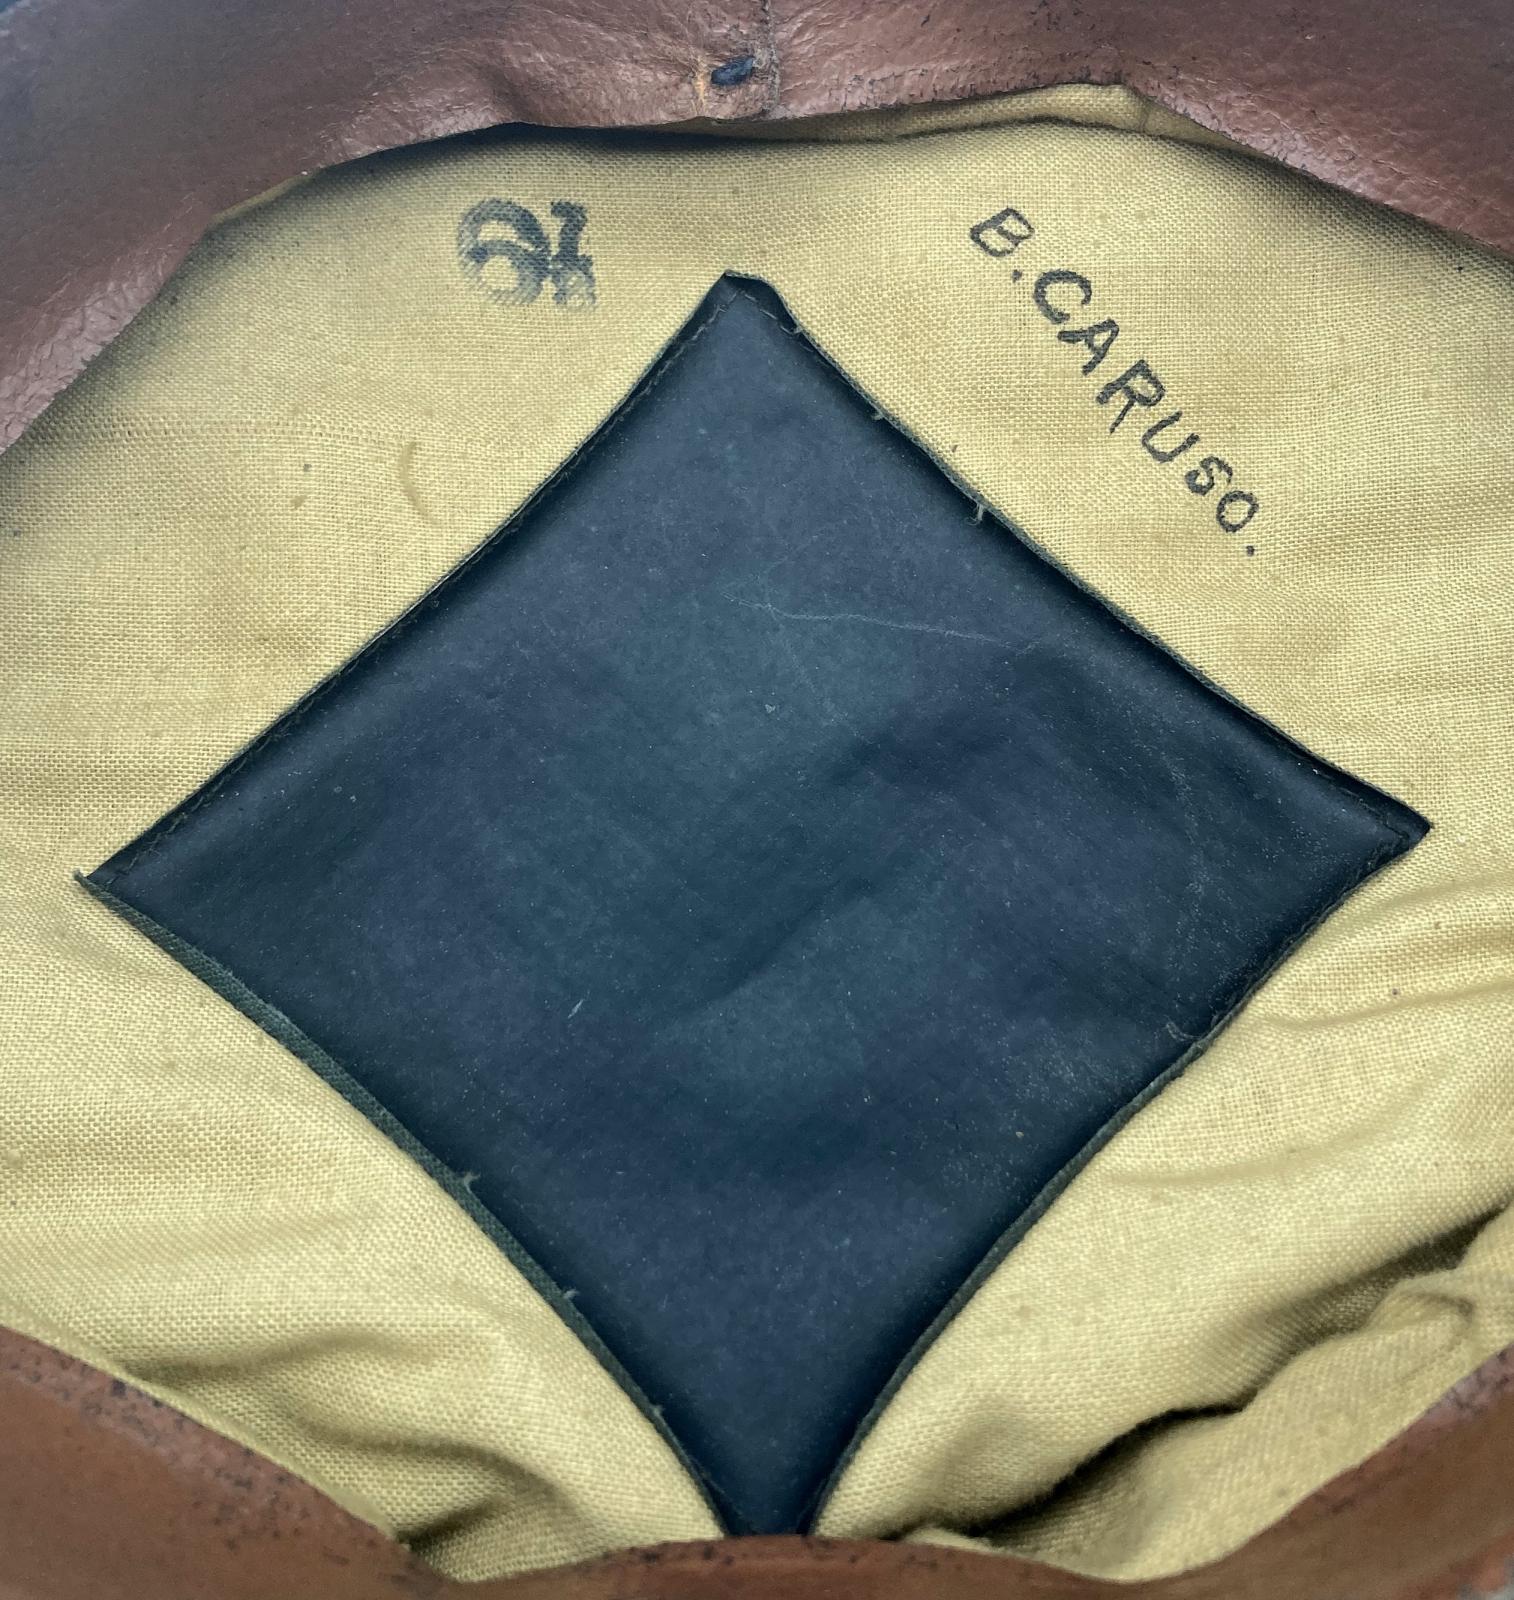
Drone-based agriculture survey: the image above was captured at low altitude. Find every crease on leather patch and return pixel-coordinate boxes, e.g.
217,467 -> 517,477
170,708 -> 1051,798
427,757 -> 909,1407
81,276 -> 1428,1537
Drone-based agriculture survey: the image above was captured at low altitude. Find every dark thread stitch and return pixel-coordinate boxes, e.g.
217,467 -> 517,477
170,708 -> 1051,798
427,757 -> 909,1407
731,282 -> 1422,853
710,54 -> 756,87
74,872 -> 731,1526
811,803 -> 1419,1529
97,289 -> 752,884
82,275 -> 1427,1538
102,278 -> 1419,883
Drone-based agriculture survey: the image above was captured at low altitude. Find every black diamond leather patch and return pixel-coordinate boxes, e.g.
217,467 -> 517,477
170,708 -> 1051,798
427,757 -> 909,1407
86,280 -> 1426,1535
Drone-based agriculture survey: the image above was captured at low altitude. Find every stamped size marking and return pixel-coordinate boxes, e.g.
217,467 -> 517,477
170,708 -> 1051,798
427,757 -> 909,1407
969,205 -> 1260,536
458,199 -> 595,307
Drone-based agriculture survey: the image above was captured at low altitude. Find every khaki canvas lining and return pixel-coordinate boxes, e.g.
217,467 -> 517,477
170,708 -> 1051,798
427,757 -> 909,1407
2,98 -> 1513,1581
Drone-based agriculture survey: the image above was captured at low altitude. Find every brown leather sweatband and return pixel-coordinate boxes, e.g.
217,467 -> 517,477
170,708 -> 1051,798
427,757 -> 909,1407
2,0 -> 1514,454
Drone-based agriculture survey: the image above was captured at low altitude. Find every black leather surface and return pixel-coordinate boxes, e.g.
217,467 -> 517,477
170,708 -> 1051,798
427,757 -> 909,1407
88,280 -> 1426,1535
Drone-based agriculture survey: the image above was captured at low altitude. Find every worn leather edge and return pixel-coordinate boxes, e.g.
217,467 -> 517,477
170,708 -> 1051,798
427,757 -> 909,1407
3,0 -> 1514,457
2,1324 -> 1513,1599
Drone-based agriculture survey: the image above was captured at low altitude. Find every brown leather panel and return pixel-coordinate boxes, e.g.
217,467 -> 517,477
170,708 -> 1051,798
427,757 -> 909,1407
3,0 -> 1514,456
2,1326 -> 1513,1599
0,1329 -> 427,1600
772,0 -> 1514,260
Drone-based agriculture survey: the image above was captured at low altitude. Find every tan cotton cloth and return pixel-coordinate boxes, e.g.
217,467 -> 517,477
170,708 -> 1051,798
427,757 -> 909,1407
2,99 -> 1513,1580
